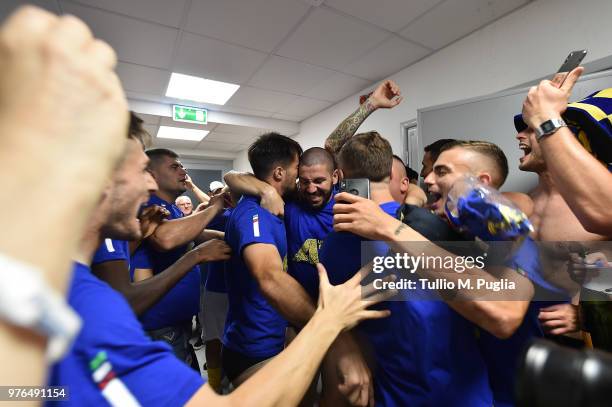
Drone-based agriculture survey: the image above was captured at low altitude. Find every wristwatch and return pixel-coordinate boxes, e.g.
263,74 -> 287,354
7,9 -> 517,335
535,118 -> 567,141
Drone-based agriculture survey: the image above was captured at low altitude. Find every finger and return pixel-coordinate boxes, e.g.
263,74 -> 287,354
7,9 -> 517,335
538,304 -> 561,312
348,262 -> 373,287
338,383 -> 360,405
333,213 -> 357,225
361,273 -> 395,297
549,327 -> 573,336
333,202 -> 355,215
317,263 -> 331,289
561,67 -> 584,93
48,14 -> 93,52
0,5 -> 56,46
359,309 -> 391,321
541,319 -> 566,328
334,192 -> 360,204
84,38 -> 117,69
357,384 -> 368,407
364,288 -> 398,305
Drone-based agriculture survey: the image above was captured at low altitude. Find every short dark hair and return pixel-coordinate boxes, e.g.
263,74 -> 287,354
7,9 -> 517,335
392,155 -> 408,178
145,148 -> 179,171
338,131 -> 392,182
128,112 -> 151,147
300,147 -> 336,171
406,166 -> 419,181
248,132 -> 303,180
424,138 -> 456,162
441,140 -> 509,187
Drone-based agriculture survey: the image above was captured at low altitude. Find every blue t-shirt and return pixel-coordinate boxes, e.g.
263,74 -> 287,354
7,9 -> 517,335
476,237 -> 570,407
47,263 -> 203,406
223,195 -> 288,358
284,194 -> 335,299
319,201 -> 492,407
204,209 -> 232,293
92,239 -> 130,271
131,195 -> 201,330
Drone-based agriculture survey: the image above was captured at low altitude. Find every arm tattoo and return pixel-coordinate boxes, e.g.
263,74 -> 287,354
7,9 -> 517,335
324,98 -> 377,156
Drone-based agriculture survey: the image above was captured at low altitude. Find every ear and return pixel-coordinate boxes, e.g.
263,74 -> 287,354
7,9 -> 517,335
272,166 -> 284,182
331,169 -> 339,185
477,173 -> 493,186
400,177 -> 409,193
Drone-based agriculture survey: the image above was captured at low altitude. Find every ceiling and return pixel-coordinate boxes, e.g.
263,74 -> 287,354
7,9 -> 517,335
2,0 -> 532,160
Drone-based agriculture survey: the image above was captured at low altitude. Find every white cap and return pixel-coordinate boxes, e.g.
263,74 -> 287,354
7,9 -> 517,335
209,181 -> 224,192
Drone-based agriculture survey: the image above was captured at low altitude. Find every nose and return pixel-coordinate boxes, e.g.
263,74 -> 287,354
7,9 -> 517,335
424,171 -> 435,187
145,171 -> 158,193
306,183 -> 317,194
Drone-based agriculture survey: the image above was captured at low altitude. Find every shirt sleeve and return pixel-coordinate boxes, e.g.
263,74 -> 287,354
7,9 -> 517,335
92,239 -> 129,265
130,246 -> 153,270
234,206 -> 279,255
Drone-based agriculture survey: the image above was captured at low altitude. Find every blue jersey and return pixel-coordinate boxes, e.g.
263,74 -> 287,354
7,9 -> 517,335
223,195 -> 288,358
47,263 -> 203,406
92,239 -> 130,269
319,201 -> 492,407
284,194 -> 335,299
204,209 -> 232,293
131,195 -> 201,330
477,237 -> 570,407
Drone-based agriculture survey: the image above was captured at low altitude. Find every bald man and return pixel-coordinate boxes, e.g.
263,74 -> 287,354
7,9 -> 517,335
175,195 -> 193,216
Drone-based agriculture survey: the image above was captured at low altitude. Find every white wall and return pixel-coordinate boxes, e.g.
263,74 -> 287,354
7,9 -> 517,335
233,0 -> 612,172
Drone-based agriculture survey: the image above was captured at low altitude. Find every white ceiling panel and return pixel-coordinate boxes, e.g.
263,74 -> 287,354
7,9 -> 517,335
0,0 -> 59,17
343,35 -> 431,80
116,62 -> 170,95
205,132 -> 257,144
60,1 -> 177,69
400,0 -> 529,50
324,0 -> 441,32
277,7 -> 388,70
173,32 -> 268,85
275,96 -> 332,119
185,0 -> 310,53
196,141 -> 246,152
271,113 -> 305,122
66,0 -> 188,27
226,86 -> 298,113
152,137 -> 200,150
215,124 -> 270,137
303,72 -> 372,102
248,55 -> 335,95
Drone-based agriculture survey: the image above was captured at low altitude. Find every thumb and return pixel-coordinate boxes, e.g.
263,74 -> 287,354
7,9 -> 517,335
561,67 -> 584,93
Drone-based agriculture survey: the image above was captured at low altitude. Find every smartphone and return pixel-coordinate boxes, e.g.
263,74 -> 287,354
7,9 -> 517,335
339,178 -> 370,199
555,50 -> 587,86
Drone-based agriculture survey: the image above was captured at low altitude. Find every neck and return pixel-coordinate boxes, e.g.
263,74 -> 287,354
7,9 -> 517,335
74,218 -> 102,266
537,170 -> 558,192
370,182 -> 394,205
263,177 -> 284,197
155,189 -> 178,204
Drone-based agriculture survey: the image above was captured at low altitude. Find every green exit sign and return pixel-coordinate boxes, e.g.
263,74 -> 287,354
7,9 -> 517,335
173,105 -> 207,124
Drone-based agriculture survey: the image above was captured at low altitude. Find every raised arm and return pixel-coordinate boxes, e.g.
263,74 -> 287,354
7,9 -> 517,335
325,80 -> 402,156
522,67 -> 612,235
185,174 -> 211,205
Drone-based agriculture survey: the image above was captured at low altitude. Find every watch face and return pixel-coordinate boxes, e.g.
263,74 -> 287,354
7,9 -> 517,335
541,120 -> 555,132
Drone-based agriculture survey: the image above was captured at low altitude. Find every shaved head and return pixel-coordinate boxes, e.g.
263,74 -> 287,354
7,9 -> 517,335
300,147 -> 335,171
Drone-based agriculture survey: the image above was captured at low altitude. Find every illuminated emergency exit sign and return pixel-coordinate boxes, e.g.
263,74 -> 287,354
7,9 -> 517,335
173,105 -> 207,125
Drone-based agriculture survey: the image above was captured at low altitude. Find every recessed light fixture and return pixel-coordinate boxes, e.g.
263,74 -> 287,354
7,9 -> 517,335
166,72 -> 240,105
157,126 -> 209,141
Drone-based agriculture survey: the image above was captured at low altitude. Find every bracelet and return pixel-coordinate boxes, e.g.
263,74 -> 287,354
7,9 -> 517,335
0,253 -> 81,362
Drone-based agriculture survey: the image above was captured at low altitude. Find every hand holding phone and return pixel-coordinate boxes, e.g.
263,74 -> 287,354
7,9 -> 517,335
339,178 -> 370,199
552,50 -> 587,87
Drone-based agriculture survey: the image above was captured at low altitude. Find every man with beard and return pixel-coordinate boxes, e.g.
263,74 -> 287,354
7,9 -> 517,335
130,148 -> 223,365
49,126 -> 393,406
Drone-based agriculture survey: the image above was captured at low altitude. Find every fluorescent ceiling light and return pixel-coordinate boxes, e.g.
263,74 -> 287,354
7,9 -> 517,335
157,126 -> 209,141
166,73 -> 240,105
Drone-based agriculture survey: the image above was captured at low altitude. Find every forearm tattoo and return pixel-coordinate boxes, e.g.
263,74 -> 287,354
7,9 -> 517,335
325,98 -> 377,156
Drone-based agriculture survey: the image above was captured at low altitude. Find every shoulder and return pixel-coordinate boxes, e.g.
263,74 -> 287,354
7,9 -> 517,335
502,191 -> 534,217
